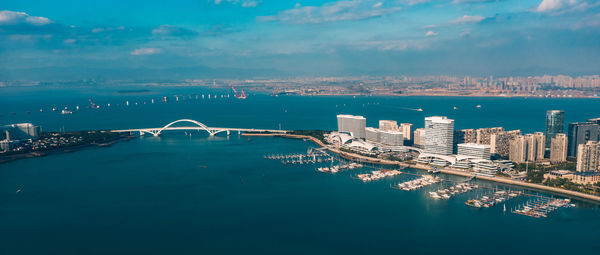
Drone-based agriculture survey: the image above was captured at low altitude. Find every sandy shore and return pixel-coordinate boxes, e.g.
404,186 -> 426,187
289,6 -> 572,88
244,133 -> 600,203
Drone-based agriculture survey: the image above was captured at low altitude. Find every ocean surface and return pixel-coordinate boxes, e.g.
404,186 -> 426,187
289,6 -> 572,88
1,86 -> 600,254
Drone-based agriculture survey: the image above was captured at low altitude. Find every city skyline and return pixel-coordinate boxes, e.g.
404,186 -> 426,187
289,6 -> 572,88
2,0 -> 600,80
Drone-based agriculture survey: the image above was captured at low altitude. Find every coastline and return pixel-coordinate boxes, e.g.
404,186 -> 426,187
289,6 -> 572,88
244,132 -> 600,203
0,135 -> 130,165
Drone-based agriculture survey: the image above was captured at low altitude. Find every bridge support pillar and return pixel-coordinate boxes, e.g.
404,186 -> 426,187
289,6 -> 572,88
226,130 -> 230,136
139,131 -> 144,136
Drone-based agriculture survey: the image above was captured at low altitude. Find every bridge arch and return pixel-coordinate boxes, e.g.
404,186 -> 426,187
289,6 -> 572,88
155,119 -> 214,136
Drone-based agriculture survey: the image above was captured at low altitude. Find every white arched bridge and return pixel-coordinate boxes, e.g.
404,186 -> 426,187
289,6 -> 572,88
112,119 -> 288,137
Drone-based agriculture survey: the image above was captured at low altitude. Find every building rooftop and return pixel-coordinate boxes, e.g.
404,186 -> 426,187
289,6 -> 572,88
425,116 -> 454,124
457,143 -> 491,149
337,114 -> 366,120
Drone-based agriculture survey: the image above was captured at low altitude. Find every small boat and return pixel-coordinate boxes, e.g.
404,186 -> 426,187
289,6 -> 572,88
476,105 -> 482,108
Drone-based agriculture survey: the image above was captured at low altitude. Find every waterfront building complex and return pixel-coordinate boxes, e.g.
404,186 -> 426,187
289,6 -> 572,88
0,123 -> 40,141
567,122 -> 600,157
457,143 -> 491,160
576,141 -> 600,172
400,123 -> 412,141
509,135 -> 528,163
337,115 -> 366,139
366,127 -> 404,146
424,116 -> 454,156
550,134 -> 568,163
545,110 -> 565,148
365,127 -> 379,143
476,127 -> 504,145
379,130 -> 404,146
490,130 -> 521,157
509,133 -> 544,163
413,128 -> 425,148
454,129 -> 477,144
379,120 -> 398,131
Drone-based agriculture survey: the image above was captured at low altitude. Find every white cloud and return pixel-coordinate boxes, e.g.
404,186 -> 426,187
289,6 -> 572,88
449,15 -> 485,24
64,38 -> 76,44
534,0 -> 593,13
214,0 -> 260,7
426,30 -> 438,36
92,28 -> 104,33
373,2 -> 383,8
242,1 -> 259,7
130,48 -> 162,56
259,0 -> 403,24
0,10 -> 52,26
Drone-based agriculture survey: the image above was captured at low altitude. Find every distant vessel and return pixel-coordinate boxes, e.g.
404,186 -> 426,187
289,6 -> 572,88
476,105 -> 482,108
61,109 -> 72,114
232,86 -> 248,99
417,108 -> 423,112
453,106 -> 458,110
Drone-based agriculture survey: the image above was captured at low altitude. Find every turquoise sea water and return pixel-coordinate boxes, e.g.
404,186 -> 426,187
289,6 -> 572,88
1,87 -> 600,254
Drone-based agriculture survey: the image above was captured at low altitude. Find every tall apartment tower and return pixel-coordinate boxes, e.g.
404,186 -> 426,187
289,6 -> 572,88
476,127 -> 504,145
550,133 -> 568,163
400,123 -> 413,141
545,110 -> 565,148
567,122 -> 600,157
576,141 -> 600,172
424,116 -> 454,155
337,115 -> 367,139
509,135 -> 527,163
413,128 -> 425,148
534,132 -> 545,160
379,120 -> 398,131
490,130 -> 521,157
523,133 -> 545,161
454,129 -> 477,144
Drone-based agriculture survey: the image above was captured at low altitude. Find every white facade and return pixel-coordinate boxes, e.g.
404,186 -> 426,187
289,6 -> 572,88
400,123 -> 412,140
337,115 -> 366,139
378,130 -> 404,146
424,116 -> 454,155
365,127 -> 379,143
457,143 -> 491,159
378,120 -> 398,131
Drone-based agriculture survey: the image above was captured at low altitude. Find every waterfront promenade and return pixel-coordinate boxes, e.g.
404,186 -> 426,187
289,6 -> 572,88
244,133 -> 600,203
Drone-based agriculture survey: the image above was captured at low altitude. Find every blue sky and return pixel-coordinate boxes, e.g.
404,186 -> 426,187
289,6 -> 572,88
1,0 -> 600,78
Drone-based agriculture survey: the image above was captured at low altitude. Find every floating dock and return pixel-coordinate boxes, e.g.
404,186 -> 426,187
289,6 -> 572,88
393,175 -> 440,191
512,196 -> 573,218
430,182 -> 478,199
466,189 -> 522,208
353,169 -> 402,182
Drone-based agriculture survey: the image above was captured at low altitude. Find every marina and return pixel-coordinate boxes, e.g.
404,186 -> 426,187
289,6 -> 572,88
512,196 -> 574,218
465,189 -> 522,208
264,149 -> 334,165
429,182 -> 478,199
393,175 -> 440,191
354,169 -> 402,182
317,162 -> 363,174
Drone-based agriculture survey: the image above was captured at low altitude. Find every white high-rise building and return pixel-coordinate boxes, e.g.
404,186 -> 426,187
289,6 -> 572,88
424,116 -> 454,155
400,123 -> 413,141
365,127 -> 379,143
378,130 -> 404,146
457,143 -> 491,159
413,128 -> 425,148
337,115 -> 366,139
379,120 -> 398,131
